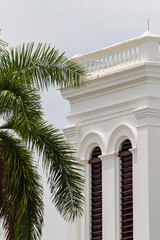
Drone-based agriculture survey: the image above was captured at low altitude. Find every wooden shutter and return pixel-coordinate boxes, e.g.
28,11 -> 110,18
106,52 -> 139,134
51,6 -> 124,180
89,147 -> 102,240
119,140 -> 133,240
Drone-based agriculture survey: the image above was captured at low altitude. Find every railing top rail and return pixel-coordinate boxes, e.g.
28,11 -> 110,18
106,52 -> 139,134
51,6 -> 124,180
72,32 -> 160,61
71,32 -> 160,76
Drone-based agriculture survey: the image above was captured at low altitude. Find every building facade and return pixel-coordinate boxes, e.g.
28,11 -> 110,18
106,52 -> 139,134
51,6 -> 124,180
60,31 -> 160,240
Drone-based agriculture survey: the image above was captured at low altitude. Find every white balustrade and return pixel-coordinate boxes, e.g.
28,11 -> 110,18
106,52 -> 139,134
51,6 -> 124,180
72,32 -> 160,77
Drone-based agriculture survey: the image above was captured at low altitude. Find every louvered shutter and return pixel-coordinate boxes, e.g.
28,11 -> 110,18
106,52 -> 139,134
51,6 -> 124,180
119,140 -> 133,240
89,147 -> 102,240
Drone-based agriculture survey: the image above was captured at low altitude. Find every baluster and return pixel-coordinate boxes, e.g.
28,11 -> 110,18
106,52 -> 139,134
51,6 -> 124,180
119,52 -> 122,65
120,52 -> 123,65
125,50 -> 128,64
130,48 -> 133,62
92,59 -> 94,73
122,51 -> 126,65
95,59 -> 98,72
89,60 -> 92,73
133,47 -> 137,61
122,51 -> 125,65
108,55 -> 110,68
128,49 -> 131,63
116,52 -> 119,66
97,57 -> 100,71
98,58 -> 101,71
106,55 -> 109,68
111,54 -> 114,67
95,58 -> 98,71
113,53 -> 116,67
102,56 -> 106,70
137,46 -> 140,61
100,57 -> 104,71
93,59 -> 96,72
90,60 -> 93,72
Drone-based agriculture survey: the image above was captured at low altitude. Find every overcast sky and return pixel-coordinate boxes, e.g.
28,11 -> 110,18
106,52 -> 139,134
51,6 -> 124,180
1,0 -> 160,239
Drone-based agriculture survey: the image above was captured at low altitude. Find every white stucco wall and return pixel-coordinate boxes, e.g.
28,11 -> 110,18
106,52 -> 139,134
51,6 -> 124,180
61,33 -> 160,240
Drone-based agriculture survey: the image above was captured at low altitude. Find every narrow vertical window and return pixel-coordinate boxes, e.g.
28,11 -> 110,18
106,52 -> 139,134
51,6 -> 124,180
89,147 -> 102,240
119,139 -> 133,240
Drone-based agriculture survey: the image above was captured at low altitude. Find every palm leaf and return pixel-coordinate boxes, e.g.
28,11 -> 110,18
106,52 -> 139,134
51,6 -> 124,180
0,68 -> 43,125
0,37 -> 86,239
0,62 -> 84,222
0,43 -> 87,90
0,30 -> 7,57
2,119 -> 84,221
0,130 -> 44,240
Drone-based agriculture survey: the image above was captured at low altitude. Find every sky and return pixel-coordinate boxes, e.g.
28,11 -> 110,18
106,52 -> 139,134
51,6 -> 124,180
1,0 -> 160,239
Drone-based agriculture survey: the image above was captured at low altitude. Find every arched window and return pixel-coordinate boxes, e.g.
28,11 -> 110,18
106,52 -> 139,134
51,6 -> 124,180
89,147 -> 102,240
118,139 -> 133,240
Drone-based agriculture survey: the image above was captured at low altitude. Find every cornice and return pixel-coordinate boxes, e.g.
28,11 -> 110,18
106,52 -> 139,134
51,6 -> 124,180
133,107 -> 160,120
136,123 -> 160,128
69,77 -> 147,105
60,62 -> 160,101
63,124 -> 80,141
67,95 -> 160,126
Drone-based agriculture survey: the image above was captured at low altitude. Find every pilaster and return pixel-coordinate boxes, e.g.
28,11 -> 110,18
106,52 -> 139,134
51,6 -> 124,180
134,106 -> 160,240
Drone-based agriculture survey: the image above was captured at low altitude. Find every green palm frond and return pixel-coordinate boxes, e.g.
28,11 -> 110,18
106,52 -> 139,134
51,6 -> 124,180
0,43 -> 87,90
2,118 -> 84,222
0,30 -> 7,57
27,121 -> 84,221
0,68 -> 43,131
0,130 -> 43,240
0,36 -> 86,239
0,60 -> 85,222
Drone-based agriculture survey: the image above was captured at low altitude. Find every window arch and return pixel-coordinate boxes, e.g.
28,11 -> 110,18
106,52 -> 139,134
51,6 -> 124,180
89,147 -> 102,240
118,139 -> 133,240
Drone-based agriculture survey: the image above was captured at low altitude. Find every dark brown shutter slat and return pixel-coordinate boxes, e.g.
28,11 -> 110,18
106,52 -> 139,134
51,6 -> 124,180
118,150 -> 131,157
89,157 -> 101,164
92,236 -> 102,240
89,147 -> 102,240
121,218 -> 133,223
121,200 -> 133,205
119,140 -> 133,240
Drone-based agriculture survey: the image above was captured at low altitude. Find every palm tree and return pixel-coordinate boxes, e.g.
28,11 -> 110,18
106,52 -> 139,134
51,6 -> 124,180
0,37 -> 86,239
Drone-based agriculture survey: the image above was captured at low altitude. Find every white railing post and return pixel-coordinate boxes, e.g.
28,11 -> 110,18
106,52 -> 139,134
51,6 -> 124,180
139,35 -> 160,62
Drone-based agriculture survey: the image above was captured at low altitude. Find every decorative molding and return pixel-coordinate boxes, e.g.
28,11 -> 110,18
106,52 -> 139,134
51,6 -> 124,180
63,124 -> 80,138
68,96 -> 144,121
61,63 -> 146,100
77,131 -> 106,160
133,107 -> 160,120
68,76 -> 147,104
107,124 -> 137,153
67,94 -> 160,127
136,123 -> 160,128
61,62 -> 160,103
63,124 -> 80,149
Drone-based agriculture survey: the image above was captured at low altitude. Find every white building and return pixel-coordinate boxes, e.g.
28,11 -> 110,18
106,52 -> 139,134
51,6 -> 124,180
60,31 -> 160,240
